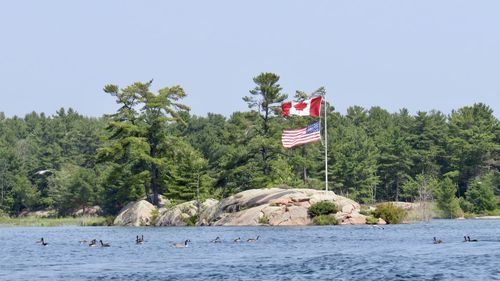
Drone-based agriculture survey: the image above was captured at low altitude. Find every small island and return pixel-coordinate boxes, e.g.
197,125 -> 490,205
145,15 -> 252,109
0,79 -> 498,226
113,188 -> 383,227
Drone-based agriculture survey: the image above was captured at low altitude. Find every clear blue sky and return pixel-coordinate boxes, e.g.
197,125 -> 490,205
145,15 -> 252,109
1,1 -> 499,118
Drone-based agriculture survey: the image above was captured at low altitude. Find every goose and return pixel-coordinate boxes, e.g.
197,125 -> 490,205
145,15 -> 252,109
211,236 -> 222,243
247,236 -> 260,242
40,238 -> 48,246
233,237 -> 241,243
463,236 -> 468,242
433,237 -> 443,244
136,235 -> 144,244
173,239 -> 191,248
100,240 -> 111,247
79,239 -> 88,244
36,238 -> 44,244
467,236 -> 478,242
89,239 -> 97,247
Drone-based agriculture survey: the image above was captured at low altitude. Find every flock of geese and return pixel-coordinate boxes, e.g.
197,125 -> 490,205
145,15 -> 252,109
433,236 -> 479,244
37,234 -> 477,247
36,235 -> 261,248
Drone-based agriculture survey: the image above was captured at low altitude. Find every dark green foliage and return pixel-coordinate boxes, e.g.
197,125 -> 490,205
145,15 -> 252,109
242,73 -> 288,185
0,74 -> 498,217
48,165 -> 101,216
372,203 -> 407,224
463,173 -> 498,213
402,174 -> 438,202
10,175 -> 40,213
313,215 -> 338,225
100,81 -> 190,208
446,104 -> 499,195
330,121 -> 379,203
162,137 -> 213,203
308,201 -> 338,217
434,177 -> 462,218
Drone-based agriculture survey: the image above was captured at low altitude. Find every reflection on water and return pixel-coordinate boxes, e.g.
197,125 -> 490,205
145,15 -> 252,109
1,219 -> 499,280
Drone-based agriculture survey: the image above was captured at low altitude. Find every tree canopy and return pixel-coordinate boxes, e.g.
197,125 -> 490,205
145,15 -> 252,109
0,75 -> 498,217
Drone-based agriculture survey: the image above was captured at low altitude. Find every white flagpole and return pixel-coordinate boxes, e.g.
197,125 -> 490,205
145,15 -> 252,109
324,94 -> 328,191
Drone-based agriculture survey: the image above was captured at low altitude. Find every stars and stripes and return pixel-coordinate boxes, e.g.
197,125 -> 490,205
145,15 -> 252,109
281,121 -> 321,148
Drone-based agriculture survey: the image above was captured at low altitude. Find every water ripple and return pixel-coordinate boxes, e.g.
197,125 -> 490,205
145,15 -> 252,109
0,220 -> 499,280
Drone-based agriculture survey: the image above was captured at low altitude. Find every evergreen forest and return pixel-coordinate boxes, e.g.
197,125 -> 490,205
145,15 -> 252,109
0,74 -> 499,218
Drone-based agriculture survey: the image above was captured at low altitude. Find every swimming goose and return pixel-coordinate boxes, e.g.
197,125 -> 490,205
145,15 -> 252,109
467,236 -> 478,242
433,237 -> 443,244
233,237 -> 241,243
100,240 -> 111,247
211,236 -> 222,243
136,235 -> 144,244
173,239 -> 191,248
89,239 -> 97,247
247,236 -> 260,242
40,238 -> 48,246
79,239 -> 88,244
36,238 -> 44,244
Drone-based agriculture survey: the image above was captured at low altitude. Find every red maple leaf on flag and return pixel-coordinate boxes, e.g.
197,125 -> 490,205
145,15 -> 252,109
293,102 -> 307,111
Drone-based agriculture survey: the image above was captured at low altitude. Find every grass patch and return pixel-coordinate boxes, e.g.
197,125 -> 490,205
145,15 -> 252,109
0,216 -> 111,227
484,208 -> 500,216
405,201 -> 437,221
79,216 -> 114,226
365,215 -> 379,225
313,215 -> 338,225
359,205 -> 373,216
463,208 -> 500,218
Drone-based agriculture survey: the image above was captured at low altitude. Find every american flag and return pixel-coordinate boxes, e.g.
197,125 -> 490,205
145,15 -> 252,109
282,121 -> 321,148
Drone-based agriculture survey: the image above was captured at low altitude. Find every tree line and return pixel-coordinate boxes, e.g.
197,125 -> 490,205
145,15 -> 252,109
0,73 -> 498,218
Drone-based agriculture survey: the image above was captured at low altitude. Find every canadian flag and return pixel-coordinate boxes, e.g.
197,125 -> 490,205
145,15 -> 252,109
281,96 -> 322,117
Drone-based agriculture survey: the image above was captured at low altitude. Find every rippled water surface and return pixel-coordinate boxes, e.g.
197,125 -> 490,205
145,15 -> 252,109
1,219 -> 499,280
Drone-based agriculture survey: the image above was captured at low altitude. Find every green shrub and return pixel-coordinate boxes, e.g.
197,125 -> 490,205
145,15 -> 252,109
365,215 -> 379,225
459,197 -> 474,213
313,215 -> 338,225
183,214 -> 198,226
372,203 -> 406,224
308,201 -> 338,217
150,209 -> 160,225
463,175 -> 497,214
434,177 -> 463,218
359,205 -> 373,216
258,215 -> 269,225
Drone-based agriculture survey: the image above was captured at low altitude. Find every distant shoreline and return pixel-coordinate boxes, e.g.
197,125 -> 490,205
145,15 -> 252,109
1,215 -> 499,227
0,216 -> 112,227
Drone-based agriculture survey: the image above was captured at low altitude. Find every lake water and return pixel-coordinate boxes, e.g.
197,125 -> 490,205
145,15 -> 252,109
1,219 -> 499,281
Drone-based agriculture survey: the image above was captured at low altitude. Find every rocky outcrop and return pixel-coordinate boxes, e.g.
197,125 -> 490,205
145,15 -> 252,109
114,188 -> 370,226
18,210 -> 56,218
113,200 -> 156,226
155,199 -> 218,226
72,206 -> 102,217
202,188 -> 365,226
